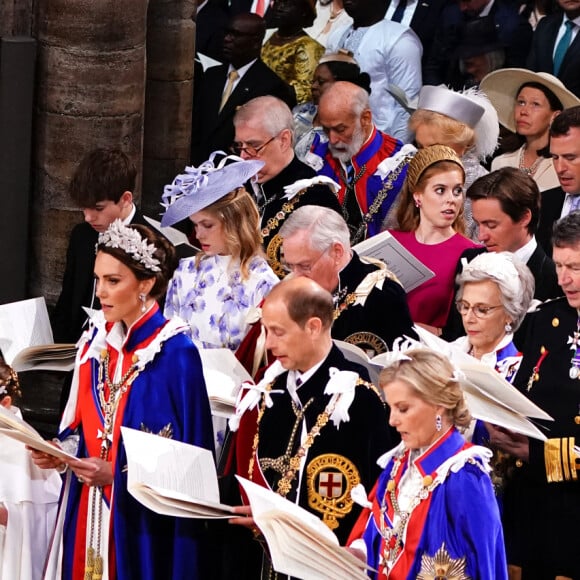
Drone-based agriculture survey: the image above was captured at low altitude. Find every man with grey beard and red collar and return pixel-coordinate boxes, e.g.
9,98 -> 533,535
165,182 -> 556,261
305,81 -> 415,245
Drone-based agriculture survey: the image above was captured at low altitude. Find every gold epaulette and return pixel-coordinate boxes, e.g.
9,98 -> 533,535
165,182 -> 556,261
544,437 -> 578,483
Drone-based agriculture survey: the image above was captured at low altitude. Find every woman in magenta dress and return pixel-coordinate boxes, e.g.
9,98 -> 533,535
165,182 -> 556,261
390,145 -> 479,334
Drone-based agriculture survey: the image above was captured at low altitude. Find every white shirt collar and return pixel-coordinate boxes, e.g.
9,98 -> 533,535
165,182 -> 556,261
513,236 -> 537,265
287,349 -> 331,406
123,204 -> 136,225
228,59 -> 257,79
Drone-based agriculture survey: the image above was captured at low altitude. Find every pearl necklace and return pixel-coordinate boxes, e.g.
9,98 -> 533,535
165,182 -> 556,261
518,146 -> 543,176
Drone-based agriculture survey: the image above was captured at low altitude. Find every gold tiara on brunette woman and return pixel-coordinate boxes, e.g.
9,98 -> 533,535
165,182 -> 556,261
406,145 -> 464,192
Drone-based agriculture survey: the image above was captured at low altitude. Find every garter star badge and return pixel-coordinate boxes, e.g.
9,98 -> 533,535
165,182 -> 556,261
306,453 -> 360,530
416,543 -> 471,580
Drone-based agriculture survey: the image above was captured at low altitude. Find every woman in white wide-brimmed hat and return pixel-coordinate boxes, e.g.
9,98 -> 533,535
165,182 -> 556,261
481,68 -> 580,192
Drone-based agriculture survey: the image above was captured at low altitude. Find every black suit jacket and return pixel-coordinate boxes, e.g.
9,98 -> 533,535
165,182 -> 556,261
537,186 -> 566,256
527,12 -> 580,98
424,0 -> 532,88
191,60 -> 296,164
51,210 -> 150,343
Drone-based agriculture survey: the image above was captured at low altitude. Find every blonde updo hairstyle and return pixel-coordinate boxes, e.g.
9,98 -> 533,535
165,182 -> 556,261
397,145 -> 466,234
409,109 -> 476,154
196,186 -> 263,279
379,348 -> 471,429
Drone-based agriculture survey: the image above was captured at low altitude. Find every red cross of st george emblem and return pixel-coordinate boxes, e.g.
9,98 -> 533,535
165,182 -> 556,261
318,472 -> 343,498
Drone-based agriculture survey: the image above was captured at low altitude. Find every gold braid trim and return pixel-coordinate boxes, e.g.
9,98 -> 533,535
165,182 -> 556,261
349,151 -> 415,243
544,437 -> 577,482
248,375 -> 379,497
263,188 -> 309,277
261,188 -> 309,240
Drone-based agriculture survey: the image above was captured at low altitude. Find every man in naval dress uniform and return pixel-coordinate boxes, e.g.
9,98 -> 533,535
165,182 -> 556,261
488,211 -> 580,579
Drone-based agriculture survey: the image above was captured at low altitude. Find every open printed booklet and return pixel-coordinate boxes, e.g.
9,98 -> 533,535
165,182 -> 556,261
0,297 -> 76,372
352,230 -> 434,293
121,426 -> 237,518
237,477 -> 370,580
197,348 -> 253,418
0,404 -> 77,462
413,326 -> 553,440
333,340 -> 388,387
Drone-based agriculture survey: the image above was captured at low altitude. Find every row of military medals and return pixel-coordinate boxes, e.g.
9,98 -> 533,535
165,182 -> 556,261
568,316 -> 580,379
568,318 -> 580,427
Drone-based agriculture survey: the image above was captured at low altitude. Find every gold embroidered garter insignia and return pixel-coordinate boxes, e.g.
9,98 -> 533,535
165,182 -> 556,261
306,453 -> 361,530
344,331 -> 387,356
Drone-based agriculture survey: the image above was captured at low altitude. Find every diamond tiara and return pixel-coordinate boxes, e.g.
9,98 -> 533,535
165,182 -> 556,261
97,219 -> 161,273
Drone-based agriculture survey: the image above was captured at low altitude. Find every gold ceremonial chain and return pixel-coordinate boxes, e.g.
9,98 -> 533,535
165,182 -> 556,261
249,381 -> 339,497
350,152 -> 413,244
379,453 -> 439,571
333,292 -> 357,320
85,349 -> 140,580
261,188 -> 308,240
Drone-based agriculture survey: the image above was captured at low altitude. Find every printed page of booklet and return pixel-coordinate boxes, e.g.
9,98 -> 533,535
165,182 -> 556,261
237,476 -> 369,580
121,426 -> 237,519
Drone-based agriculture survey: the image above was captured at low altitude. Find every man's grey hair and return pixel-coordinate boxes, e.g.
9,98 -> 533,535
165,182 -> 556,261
321,81 -> 370,117
456,252 -> 535,331
233,95 -> 294,139
350,84 -> 370,117
280,206 -> 350,252
553,211 -> 580,249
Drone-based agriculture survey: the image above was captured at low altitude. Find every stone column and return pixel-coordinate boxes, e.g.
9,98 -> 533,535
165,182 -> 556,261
142,0 -> 196,216
31,0 -> 149,304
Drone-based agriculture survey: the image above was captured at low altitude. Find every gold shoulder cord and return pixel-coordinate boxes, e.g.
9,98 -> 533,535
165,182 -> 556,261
248,377 -> 381,496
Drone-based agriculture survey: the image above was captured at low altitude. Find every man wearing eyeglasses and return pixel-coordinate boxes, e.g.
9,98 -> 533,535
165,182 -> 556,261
191,13 -> 296,164
279,205 -> 416,354
233,95 -> 342,277
485,211 -> 580,580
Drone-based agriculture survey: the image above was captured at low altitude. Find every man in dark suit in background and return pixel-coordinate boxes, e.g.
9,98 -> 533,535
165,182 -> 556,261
442,167 -> 562,342
527,0 -> 580,98
537,106 -> 580,254
51,149 -> 150,344
424,0 -> 532,87
191,13 -> 296,164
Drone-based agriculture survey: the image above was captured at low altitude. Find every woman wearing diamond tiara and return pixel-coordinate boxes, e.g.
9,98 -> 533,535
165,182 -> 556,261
30,221 -> 215,579
161,154 -> 278,351
347,348 -> 507,579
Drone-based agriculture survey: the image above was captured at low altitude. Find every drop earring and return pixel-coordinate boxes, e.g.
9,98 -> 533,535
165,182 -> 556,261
139,293 -> 147,313
505,322 -> 513,333
435,414 -> 442,432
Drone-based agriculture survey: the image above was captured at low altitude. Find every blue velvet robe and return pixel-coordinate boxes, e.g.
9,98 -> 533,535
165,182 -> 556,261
56,306 -> 215,579
349,428 -> 507,579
